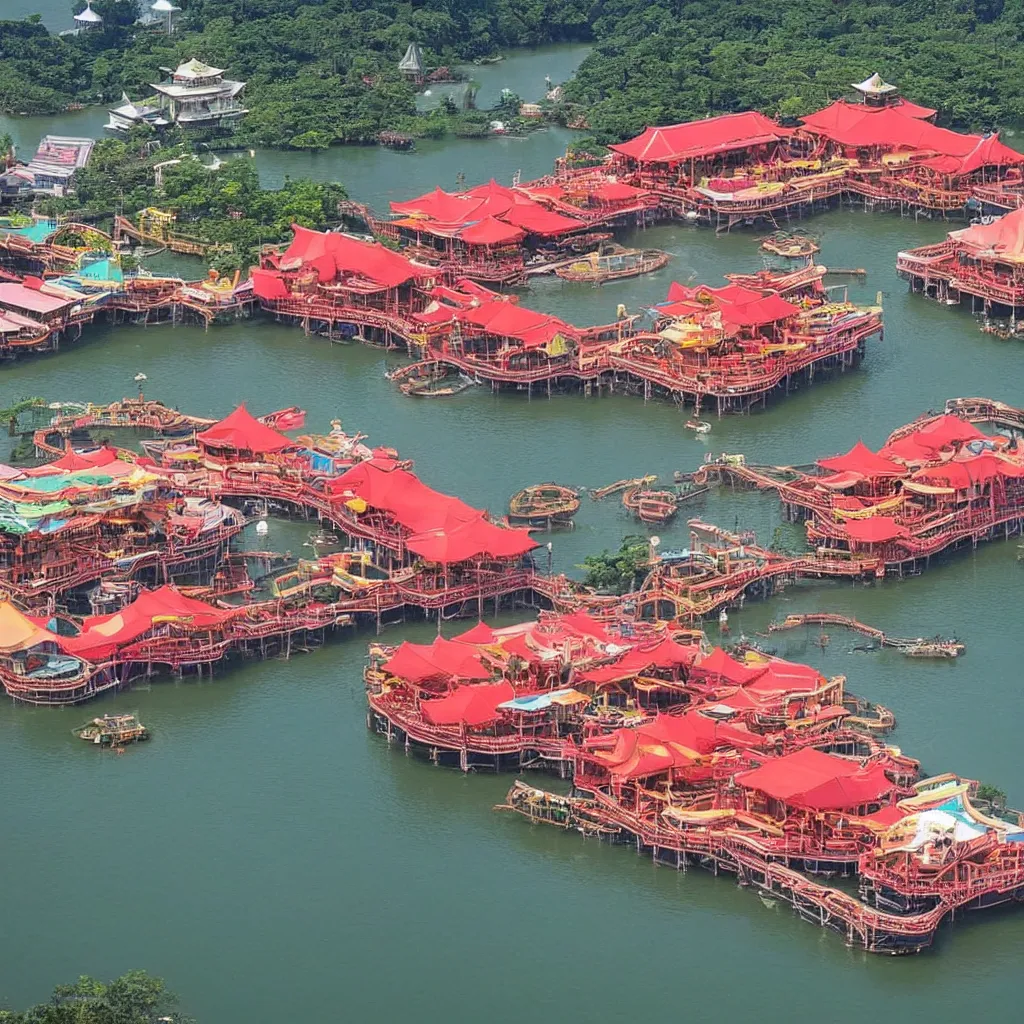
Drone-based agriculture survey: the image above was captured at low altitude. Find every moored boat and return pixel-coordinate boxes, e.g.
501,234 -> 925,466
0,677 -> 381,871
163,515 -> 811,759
686,419 -> 711,434
760,230 -> 820,259
508,483 -> 580,526
555,247 -> 671,284
75,713 -> 149,746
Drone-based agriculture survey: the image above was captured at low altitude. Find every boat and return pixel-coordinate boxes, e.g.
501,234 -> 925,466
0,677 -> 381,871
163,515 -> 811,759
760,230 -> 820,259
686,419 -> 712,434
554,247 -> 671,285
378,131 -> 414,151
75,713 -> 149,746
589,475 -> 657,500
399,370 -> 476,397
623,488 -> 679,525
508,483 -> 580,526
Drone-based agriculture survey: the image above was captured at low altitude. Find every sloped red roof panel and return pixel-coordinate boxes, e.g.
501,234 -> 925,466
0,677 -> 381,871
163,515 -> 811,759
610,112 -> 791,164
459,216 -> 526,246
842,516 -> 908,544
818,440 -> 905,477
419,680 -> 515,726
196,405 -> 294,453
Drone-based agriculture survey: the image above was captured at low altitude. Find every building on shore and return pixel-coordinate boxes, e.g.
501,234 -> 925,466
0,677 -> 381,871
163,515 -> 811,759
24,136 -> 94,195
110,58 -> 247,132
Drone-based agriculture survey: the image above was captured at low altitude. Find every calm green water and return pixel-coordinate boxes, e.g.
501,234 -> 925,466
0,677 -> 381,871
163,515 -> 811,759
4,47 -> 1024,1024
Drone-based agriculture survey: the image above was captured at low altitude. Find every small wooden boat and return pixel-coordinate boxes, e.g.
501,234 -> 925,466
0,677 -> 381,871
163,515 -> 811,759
686,419 -> 711,434
589,474 -> 657,500
75,713 -> 149,747
555,247 -> 671,285
760,230 -> 819,259
508,483 -> 580,526
623,486 -> 678,524
400,372 -> 475,397
900,640 -> 965,659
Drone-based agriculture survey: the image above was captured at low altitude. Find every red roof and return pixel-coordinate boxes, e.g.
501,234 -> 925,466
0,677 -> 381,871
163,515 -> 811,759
842,516 -> 909,544
721,293 -> 800,328
818,440 -> 905,477
420,680 -> 516,726
251,268 -> 291,301
453,622 -> 496,644
912,453 -> 1024,490
458,216 -> 526,246
391,186 -> 480,221
0,281 -> 73,314
744,658 -> 824,697
800,101 -> 987,157
61,585 -> 233,661
735,747 -> 895,810
500,200 -> 585,237
692,647 -> 767,685
406,515 -> 537,564
196,405 -> 295,454
280,226 -> 427,288
951,207 -> 1024,259
610,112 -> 790,164
460,299 -> 575,349
881,415 -> 987,461
383,636 -> 491,684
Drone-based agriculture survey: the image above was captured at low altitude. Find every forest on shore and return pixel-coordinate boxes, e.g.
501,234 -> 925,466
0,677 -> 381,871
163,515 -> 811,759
2,0 -> 1024,148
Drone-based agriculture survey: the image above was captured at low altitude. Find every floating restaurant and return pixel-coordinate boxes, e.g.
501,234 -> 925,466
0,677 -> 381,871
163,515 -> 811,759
364,603 -> 1024,953
897,207 -> 1024,314
604,75 -> 1024,227
693,397 -> 1024,573
0,399 -> 563,702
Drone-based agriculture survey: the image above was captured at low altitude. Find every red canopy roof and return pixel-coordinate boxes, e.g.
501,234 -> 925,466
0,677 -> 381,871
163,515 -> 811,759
912,453 -> 1024,490
881,415 -> 986,461
459,216 -> 526,246
692,647 -> 767,685
406,516 -> 537,564
818,440 -> 905,477
391,186 -> 480,221
196,405 -> 294,453
722,293 -> 800,328
250,267 -> 291,301
735,747 -> 895,810
61,585 -> 234,661
500,200 -> 586,237
610,112 -> 790,164
801,101 -> 985,157
921,135 -> 1024,177
280,226 -> 426,288
419,680 -> 515,726
744,658 -> 824,697
453,621 -> 496,644
460,300 -> 575,349
951,208 -> 1024,259
25,445 -> 123,476
383,636 -> 491,684
842,516 -> 909,544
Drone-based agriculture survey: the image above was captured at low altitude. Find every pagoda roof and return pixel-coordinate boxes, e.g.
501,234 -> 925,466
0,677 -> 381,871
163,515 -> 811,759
852,72 -> 897,96
171,57 -> 225,79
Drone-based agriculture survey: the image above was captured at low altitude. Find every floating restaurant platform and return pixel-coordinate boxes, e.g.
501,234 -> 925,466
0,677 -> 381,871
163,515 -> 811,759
897,207 -> 1024,314
364,599 -> 1024,954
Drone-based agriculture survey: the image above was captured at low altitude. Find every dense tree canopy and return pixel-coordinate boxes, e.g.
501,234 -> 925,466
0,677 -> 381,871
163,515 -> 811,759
44,133 -> 347,271
3,0 -> 1024,146
0,970 -> 191,1024
569,0 -> 1024,141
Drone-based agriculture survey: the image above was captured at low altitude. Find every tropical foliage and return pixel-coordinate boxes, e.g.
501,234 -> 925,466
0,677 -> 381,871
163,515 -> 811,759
4,0 -> 1024,146
42,132 -> 346,271
579,535 -> 651,594
0,970 -> 191,1024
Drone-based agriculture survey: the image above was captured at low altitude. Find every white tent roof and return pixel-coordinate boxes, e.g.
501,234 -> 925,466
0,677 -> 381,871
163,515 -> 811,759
172,57 -> 225,79
151,0 -> 181,11
852,72 -> 897,96
398,43 -> 424,73
74,2 -> 103,23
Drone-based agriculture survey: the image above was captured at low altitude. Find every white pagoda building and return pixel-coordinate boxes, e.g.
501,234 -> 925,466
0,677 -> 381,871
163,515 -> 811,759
149,58 -> 247,128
